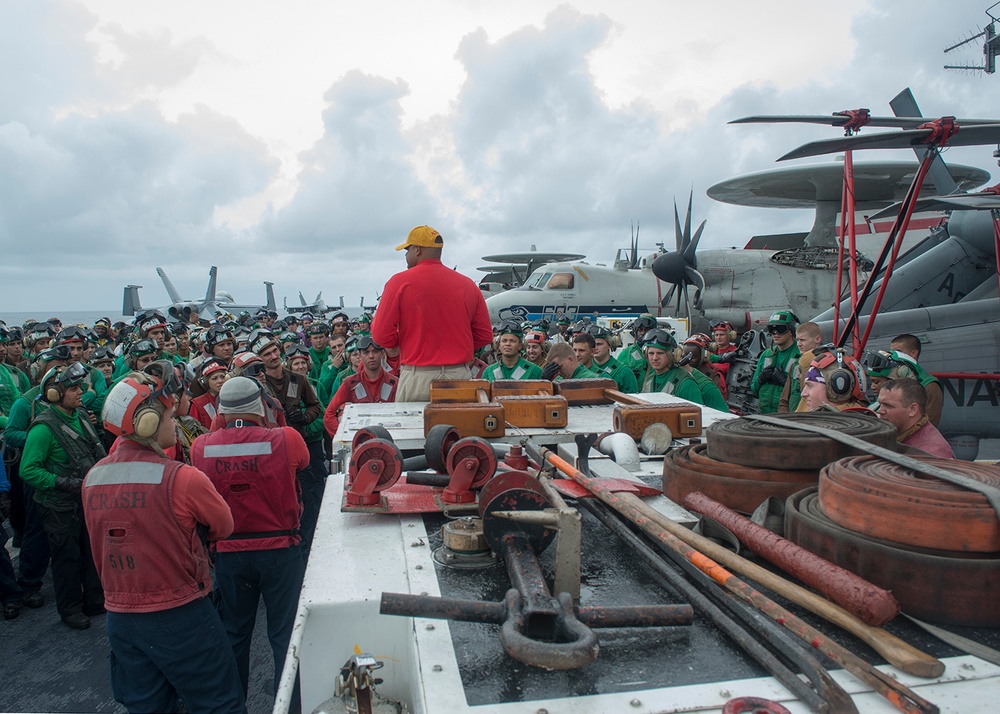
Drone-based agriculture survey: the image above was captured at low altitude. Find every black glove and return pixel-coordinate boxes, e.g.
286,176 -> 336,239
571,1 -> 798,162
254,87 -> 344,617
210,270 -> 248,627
771,369 -> 787,387
759,366 -> 777,385
54,476 -> 82,495
541,362 -> 561,381
285,407 -> 307,427
716,351 -> 737,364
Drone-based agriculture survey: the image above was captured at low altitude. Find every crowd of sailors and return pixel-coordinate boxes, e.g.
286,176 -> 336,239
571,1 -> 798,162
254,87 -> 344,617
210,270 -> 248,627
0,295 -> 952,712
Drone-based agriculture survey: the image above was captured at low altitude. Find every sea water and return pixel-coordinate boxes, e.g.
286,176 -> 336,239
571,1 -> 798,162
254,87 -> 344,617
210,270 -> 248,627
0,311 -> 130,329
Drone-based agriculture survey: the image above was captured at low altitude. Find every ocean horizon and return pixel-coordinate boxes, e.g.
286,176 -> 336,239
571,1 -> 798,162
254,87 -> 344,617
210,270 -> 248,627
0,310 -> 130,329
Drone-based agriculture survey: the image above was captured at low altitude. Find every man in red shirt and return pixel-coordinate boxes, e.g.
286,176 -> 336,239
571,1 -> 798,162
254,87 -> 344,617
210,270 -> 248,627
84,372 -> 244,713
371,225 -> 492,401
877,378 -> 954,458
323,336 -> 398,437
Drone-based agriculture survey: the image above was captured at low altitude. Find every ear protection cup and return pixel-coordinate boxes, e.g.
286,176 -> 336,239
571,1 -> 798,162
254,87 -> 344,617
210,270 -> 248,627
672,347 -> 684,363
45,385 -> 63,403
133,405 -> 161,438
826,367 -> 855,398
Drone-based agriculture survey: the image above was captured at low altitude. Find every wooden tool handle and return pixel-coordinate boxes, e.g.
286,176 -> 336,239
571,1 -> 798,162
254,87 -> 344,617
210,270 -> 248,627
605,389 -> 647,405
621,492 -> 943,678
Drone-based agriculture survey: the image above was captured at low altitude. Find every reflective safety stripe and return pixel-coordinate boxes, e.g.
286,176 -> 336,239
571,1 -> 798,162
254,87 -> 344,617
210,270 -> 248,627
203,442 -> 273,458
511,366 -> 526,380
380,382 -> 393,400
204,403 -> 217,419
86,461 -> 165,487
353,382 -> 367,400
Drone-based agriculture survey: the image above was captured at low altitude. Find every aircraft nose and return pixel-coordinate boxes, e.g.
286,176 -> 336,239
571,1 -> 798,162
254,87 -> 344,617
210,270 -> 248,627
652,251 -> 689,284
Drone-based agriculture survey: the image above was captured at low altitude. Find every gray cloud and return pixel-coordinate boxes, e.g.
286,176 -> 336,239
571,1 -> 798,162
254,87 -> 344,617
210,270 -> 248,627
1,0 -> 997,314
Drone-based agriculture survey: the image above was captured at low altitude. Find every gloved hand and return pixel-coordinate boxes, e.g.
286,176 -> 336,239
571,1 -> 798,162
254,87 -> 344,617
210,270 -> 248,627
716,351 -> 737,364
759,366 -> 777,385
285,407 -> 308,427
541,362 -> 561,381
54,476 -> 82,496
770,369 -> 787,386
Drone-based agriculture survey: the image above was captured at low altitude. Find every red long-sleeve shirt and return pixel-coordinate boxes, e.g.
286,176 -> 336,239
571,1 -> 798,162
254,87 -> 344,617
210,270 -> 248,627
371,258 -> 492,366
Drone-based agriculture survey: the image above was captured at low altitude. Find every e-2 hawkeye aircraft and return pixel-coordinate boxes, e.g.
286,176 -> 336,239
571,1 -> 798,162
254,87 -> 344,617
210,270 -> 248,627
485,160 -> 988,330
122,265 -> 276,322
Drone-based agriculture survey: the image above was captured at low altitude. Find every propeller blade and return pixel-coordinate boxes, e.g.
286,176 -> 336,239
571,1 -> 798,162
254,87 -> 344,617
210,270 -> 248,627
673,201 -> 684,252
779,123 -> 1000,161
681,283 -> 692,320
683,192 -> 693,250
684,266 -> 706,293
683,220 -> 707,265
661,284 -> 677,309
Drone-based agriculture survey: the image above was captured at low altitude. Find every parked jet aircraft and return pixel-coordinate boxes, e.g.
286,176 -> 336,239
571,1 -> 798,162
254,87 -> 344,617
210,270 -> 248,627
122,266 -> 276,322
284,291 -> 339,315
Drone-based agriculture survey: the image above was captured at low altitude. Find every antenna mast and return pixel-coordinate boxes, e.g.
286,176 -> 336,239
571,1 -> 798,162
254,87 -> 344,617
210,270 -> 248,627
944,3 -> 1000,73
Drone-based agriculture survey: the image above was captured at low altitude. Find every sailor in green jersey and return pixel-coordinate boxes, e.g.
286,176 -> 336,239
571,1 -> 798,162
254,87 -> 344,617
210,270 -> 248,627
54,327 -> 109,427
887,334 -> 944,427
317,334 -> 348,404
639,329 -> 704,404
484,321 -> 543,382
619,315 -> 656,385
523,331 -> 549,370
0,327 -> 22,430
329,337 -> 361,396
20,363 -> 106,629
582,327 -> 638,394
307,321 -> 331,383
751,311 -> 801,414
354,312 -> 373,337
287,345 -> 329,444
680,334 -> 729,412
3,327 -> 30,392
542,342 -> 599,381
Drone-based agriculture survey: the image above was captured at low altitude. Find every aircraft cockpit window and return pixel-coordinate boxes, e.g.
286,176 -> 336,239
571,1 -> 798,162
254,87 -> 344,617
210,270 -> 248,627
528,272 -> 551,289
546,273 -> 574,290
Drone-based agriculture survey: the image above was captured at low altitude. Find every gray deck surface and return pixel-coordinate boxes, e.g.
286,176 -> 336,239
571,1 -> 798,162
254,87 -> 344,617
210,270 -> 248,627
1,534 -> 279,714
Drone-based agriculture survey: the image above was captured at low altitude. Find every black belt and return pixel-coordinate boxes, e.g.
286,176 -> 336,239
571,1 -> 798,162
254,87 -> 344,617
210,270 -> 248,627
224,528 -> 299,540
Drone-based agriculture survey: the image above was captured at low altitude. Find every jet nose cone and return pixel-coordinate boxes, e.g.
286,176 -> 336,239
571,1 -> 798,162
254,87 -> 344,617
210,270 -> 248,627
652,251 -> 688,284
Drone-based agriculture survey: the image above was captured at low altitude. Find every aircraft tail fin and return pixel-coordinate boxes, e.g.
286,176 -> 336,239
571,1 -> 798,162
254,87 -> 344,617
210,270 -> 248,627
122,285 -> 142,317
890,88 -> 959,195
315,291 -> 322,303
298,292 -> 307,306
338,296 -> 345,308
204,267 -> 219,305
264,282 -> 276,311
156,268 -> 183,304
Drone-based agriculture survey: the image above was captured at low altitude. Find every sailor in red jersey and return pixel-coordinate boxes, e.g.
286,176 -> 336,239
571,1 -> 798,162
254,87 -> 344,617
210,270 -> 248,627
191,377 -> 310,708
84,372 -> 245,714
371,225 -> 493,401
323,336 -> 398,437
188,357 -> 228,429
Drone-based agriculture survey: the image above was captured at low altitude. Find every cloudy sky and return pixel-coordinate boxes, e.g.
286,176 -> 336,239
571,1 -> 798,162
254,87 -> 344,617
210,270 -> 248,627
2,0 -> 998,313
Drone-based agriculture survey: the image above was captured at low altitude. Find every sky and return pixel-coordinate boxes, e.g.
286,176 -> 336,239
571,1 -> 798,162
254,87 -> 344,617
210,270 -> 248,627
1,0 -> 998,313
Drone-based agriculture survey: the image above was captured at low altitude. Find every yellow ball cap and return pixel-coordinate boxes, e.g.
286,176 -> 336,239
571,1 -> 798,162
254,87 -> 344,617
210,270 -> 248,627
395,225 -> 444,251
